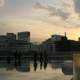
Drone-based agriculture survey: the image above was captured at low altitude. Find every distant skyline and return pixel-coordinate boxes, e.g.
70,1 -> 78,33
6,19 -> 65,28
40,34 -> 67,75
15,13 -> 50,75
0,0 -> 80,42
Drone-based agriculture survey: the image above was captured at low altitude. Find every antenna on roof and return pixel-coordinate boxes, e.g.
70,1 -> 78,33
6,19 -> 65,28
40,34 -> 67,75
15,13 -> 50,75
65,32 -> 66,37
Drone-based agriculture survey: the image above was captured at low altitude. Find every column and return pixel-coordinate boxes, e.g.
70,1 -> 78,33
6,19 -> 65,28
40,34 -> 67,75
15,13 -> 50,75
73,53 -> 80,80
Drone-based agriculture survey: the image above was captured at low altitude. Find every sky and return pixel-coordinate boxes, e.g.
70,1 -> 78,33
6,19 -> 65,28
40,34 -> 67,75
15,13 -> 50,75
0,0 -> 80,43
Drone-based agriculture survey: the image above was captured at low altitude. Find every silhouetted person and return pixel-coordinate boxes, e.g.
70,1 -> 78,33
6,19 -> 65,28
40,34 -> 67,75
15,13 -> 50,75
34,61 -> 37,71
44,52 -> 48,70
40,52 -> 43,70
33,51 -> 37,71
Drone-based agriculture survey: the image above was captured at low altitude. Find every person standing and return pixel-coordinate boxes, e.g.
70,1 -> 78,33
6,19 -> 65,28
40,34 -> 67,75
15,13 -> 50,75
44,52 -> 48,70
33,51 -> 38,71
40,52 -> 43,70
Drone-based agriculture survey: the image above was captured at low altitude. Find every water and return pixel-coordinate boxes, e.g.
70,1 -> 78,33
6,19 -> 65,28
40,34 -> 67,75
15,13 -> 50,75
0,62 -> 72,80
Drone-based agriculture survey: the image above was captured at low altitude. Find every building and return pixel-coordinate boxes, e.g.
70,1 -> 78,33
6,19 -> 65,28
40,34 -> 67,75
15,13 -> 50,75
0,32 -> 39,56
0,35 -> 8,51
6,33 -> 16,40
18,32 -> 30,43
51,34 -> 67,41
0,32 -> 30,53
40,34 -> 69,56
0,33 -> 16,53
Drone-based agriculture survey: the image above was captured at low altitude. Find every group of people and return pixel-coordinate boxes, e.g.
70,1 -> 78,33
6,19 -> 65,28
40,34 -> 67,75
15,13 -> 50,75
6,51 -> 48,71
33,51 -> 48,71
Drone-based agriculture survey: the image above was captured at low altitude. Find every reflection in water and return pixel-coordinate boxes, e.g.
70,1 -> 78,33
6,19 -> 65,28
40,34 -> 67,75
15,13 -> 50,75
61,61 -> 73,75
0,63 -> 72,80
0,54 -> 73,80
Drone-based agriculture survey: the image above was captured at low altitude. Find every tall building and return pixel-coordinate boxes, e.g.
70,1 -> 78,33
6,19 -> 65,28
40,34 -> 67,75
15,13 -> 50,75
18,32 -> 30,42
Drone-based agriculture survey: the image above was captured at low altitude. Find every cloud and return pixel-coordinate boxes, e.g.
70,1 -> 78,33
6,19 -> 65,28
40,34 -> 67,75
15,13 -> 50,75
73,0 -> 80,14
34,2 -> 47,10
62,0 -> 73,7
33,2 -> 70,20
0,0 -> 5,7
50,8 -> 69,20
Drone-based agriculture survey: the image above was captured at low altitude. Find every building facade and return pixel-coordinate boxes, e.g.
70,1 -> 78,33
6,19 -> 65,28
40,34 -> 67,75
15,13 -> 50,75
18,32 -> 30,43
0,32 -> 34,55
